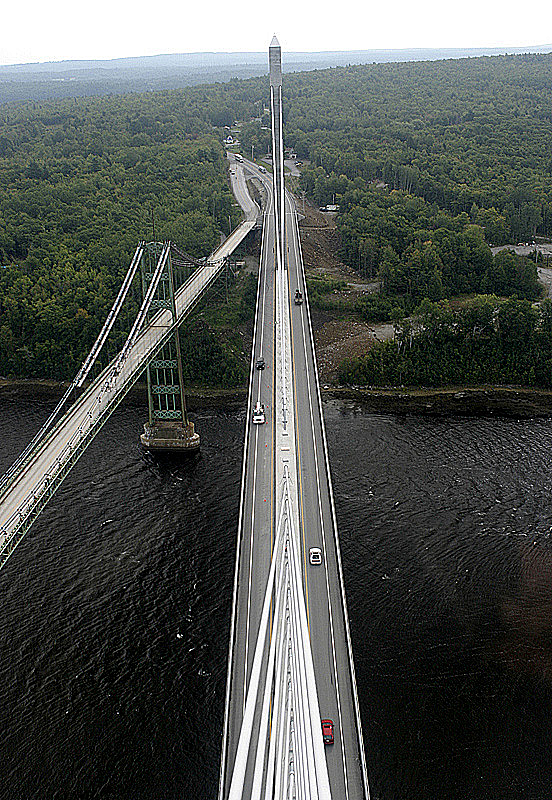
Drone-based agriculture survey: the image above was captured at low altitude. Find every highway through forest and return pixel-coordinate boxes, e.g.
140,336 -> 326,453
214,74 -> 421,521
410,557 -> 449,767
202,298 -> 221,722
220,155 -> 367,799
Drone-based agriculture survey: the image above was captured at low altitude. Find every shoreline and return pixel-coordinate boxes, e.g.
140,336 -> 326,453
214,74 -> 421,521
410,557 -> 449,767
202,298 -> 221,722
0,379 -> 247,410
326,385 -> 552,417
2,379 -> 552,417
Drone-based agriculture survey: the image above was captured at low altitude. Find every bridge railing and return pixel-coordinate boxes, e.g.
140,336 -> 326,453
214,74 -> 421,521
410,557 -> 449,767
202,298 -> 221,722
0,245 -> 236,570
291,202 -> 371,799
0,243 -> 146,502
227,470 -> 332,800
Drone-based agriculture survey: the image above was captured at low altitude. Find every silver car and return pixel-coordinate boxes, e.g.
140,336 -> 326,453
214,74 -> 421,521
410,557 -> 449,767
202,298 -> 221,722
309,547 -> 322,565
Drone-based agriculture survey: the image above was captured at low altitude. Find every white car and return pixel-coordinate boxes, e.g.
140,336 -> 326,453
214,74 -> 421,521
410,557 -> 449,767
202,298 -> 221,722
309,547 -> 322,565
252,402 -> 266,424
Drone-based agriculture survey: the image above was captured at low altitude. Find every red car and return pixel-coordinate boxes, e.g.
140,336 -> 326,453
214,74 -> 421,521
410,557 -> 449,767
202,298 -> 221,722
321,719 -> 334,745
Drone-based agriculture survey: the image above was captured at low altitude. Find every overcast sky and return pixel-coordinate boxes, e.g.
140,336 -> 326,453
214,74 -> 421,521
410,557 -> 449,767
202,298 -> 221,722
3,0 -> 551,65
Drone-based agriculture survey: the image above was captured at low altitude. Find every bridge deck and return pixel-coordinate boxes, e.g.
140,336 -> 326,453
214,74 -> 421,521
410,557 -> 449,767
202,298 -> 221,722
0,164 -> 259,559
220,158 -> 368,798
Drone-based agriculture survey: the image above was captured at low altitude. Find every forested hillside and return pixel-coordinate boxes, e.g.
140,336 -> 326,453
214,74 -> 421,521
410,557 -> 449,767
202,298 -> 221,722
0,92 -> 246,381
274,54 -> 551,302
2,52 -> 552,387
242,54 -> 552,387
3,46 -> 549,105
340,296 -> 552,389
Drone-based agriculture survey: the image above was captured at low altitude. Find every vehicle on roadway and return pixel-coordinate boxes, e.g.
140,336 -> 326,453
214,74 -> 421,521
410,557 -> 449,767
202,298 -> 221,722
234,153 -> 244,162
294,289 -> 303,305
255,357 -> 265,370
258,165 -> 267,173
252,402 -> 265,424
321,719 -> 334,745
309,547 -> 322,565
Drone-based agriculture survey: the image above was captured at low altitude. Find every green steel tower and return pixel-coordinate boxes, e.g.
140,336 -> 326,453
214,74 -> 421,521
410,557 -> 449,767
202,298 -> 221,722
139,242 -> 200,452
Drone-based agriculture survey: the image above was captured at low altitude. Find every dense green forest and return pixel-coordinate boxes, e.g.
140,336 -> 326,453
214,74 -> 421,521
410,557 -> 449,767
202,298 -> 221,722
276,54 -> 552,301
0,92 -> 249,382
2,52 -> 552,386
243,53 -> 552,387
339,296 -> 552,389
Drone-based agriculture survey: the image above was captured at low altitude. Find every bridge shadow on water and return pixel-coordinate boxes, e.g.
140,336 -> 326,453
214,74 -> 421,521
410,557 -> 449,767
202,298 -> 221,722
140,447 -> 202,476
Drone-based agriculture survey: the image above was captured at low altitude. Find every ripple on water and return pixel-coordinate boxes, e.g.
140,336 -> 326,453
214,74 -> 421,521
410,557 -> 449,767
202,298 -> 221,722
2,399 -> 552,798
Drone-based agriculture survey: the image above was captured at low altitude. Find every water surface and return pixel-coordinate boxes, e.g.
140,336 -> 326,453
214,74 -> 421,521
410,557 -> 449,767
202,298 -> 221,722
1,399 -> 552,799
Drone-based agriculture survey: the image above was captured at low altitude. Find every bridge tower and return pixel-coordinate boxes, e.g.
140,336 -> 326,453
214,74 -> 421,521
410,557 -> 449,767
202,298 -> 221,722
139,241 -> 200,452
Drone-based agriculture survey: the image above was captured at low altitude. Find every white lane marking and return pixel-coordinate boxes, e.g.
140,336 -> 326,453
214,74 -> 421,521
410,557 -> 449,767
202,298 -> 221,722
288,192 -> 351,800
256,216 -> 269,406
243,421 -> 260,706
243,192 -> 271,709
219,173 -> 271,790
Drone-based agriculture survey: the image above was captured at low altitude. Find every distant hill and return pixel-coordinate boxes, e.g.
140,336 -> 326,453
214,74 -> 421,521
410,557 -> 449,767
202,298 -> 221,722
1,45 -> 551,104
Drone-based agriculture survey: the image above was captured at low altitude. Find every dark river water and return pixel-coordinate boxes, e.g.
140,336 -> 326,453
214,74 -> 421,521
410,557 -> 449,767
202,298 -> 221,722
2,398 -> 552,800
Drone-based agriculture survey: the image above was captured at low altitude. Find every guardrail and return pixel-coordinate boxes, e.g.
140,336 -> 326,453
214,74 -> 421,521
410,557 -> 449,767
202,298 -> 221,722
0,220 -> 253,570
292,200 -> 371,799
0,243 -> 145,502
227,470 -> 331,800
218,178 -> 271,798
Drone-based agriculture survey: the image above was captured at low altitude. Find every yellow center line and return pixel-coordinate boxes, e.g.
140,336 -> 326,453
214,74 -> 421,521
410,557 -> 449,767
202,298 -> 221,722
270,230 -> 276,622
269,210 -> 277,734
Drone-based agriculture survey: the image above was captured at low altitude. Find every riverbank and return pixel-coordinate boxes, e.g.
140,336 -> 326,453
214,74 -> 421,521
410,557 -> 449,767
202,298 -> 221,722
3,379 -> 552,417
0,379 -> 246,410
327,385 -> 552,417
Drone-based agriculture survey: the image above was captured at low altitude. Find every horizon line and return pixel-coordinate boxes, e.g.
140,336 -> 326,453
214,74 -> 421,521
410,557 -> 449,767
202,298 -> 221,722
1,42 -> 552,69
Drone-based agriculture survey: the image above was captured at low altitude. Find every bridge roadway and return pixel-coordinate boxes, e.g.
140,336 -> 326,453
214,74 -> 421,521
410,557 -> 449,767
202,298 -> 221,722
220,157 -> 367,798
0,163 -> 259,558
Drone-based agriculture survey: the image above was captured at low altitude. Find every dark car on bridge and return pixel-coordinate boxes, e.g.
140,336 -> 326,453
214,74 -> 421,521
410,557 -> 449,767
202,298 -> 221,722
256,357 -> 265,370
321,719 -> 334,745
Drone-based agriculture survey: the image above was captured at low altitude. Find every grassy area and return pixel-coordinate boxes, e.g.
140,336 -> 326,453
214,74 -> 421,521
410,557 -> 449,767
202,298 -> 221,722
305,273 -> 405,322
306,275 -> 349,311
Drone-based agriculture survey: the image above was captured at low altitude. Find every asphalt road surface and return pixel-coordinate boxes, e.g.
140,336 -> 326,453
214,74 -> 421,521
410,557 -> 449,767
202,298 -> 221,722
221,160 -> 367,799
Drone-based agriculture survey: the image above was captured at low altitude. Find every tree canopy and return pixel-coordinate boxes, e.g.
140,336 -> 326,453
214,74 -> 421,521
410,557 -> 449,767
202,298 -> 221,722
0,92 -> 239,380
340,297 -> 552,389
2,52 -> 552,386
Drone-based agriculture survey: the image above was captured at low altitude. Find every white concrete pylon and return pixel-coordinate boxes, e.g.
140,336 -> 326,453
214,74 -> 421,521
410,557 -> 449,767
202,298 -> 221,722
227,474 -> 332,799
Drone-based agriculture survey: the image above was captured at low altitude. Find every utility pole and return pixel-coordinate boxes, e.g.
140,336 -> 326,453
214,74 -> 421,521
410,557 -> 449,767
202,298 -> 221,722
251,143 -> 255,161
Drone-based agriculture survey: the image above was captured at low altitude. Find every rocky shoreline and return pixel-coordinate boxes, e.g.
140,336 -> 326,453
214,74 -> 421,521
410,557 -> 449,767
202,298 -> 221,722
2,379 -> 552,417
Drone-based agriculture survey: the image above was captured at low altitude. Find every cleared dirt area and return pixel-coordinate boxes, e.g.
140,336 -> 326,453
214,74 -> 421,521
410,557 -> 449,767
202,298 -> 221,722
298,200 -> 376,287
298,202 -> 552,386
538,267 -> 552,299
295,199 -> 393,383
312,316 -> 395,384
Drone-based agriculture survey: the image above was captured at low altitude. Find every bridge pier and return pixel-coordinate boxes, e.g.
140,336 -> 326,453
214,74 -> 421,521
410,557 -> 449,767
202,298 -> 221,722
139,242 -> 200,453
140,419 -> 199,452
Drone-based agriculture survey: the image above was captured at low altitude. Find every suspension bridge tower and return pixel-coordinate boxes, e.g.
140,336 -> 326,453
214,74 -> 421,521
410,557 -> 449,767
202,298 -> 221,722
139,242 -> 200,452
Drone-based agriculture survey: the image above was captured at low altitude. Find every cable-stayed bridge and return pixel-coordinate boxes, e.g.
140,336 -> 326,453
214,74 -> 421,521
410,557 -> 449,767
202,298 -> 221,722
0,37 -> 369,800
219,37 -> 368,799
